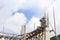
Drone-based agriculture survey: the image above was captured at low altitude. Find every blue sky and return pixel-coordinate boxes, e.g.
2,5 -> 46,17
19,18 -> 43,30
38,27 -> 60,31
0,0 -> 60,36
18,7 -> 44,21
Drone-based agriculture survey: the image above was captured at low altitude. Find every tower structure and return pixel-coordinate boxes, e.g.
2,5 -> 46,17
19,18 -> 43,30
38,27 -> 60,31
21,24 -> 26,35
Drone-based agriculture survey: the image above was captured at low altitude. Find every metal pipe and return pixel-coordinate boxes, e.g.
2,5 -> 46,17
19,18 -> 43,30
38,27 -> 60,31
53,7 -> 59,40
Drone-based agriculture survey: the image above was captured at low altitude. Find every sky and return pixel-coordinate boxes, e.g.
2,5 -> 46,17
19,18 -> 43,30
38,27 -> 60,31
0,0 -> 60,36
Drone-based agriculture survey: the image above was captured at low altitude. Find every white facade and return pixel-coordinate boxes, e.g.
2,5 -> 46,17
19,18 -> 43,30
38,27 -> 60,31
0,32 -> 20,40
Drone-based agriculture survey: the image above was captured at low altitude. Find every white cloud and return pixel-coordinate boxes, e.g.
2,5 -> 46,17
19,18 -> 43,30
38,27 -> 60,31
0,0 -> 26,23
38,0 -> 55,8
0,12 -> 27,34
0,0 -> 54,23
5,13 -> 26,25
26,16 -> 40,33
0,0 -> 27,34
